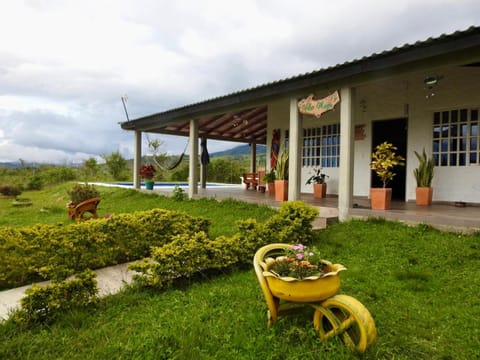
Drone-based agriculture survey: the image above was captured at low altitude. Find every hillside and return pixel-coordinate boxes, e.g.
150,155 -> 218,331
211,144 -> 266,157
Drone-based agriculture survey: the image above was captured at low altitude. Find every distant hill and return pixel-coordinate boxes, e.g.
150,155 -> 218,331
211,144 -> 266,157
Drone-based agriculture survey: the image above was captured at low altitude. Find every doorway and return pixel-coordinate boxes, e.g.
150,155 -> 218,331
371,118 -> 407,200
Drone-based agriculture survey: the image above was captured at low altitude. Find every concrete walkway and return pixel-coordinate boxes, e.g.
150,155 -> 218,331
0,263 -> 138,321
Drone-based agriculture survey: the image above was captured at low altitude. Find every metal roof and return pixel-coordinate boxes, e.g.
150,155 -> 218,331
121,26 -> 480,145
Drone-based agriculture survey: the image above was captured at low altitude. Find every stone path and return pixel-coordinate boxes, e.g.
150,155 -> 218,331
0,263 -> 137,320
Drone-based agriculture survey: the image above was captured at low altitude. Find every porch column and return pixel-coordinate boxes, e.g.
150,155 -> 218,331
250,142 -> 257,173
133,130 -> 142,189
188,119 -> 199,198
338,87 -> 355,221
200,137 -> 208,189
288,97 -> 301,201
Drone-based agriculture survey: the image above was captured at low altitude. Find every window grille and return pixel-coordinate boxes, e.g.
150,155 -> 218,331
302,124 -> 341,167
432,109 -> 479,166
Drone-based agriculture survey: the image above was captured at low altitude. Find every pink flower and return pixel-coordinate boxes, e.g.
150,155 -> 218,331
296,253 -> 303,260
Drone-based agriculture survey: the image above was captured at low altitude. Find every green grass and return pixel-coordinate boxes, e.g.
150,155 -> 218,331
1,186 -> 479,359
0,183 -> 276,237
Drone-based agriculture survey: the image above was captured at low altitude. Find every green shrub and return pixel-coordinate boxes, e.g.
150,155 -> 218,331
26,175 -> 43,190
0,184 -> 22,197
172,185 -> 187,201
11,270 -> 98,326
131,201 -> 319,289
0,208 -> 210,289
67,183 -> 100,205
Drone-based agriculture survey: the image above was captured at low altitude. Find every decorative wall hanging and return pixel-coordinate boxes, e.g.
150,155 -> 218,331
298,91 -> 340,118
270,129 -> 280,169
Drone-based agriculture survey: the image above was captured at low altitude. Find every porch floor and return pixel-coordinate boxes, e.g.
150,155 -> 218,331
151,185 -> 480,233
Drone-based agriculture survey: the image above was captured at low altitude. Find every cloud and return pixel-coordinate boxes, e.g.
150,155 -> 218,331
0,0 -> 479,163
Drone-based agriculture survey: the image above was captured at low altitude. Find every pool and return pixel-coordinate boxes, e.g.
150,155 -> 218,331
92,182 -> 242,189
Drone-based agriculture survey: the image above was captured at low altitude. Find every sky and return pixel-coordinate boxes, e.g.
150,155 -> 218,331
0,0 -> 479,164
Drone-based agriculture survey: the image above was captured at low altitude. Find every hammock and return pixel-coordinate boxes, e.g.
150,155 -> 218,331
150,139 -> 189,171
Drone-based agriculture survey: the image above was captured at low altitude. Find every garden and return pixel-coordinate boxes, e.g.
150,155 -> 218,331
0,183 -> 479,359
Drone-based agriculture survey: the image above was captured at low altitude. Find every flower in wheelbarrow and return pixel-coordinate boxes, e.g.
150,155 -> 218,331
268,243 -> 327,280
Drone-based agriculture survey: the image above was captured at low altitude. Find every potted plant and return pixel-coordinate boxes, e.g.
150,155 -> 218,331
139,164 -> 156,190
263,169 -> 276,195
370,142 -> 405,210
67,183 -> 100,219
258,243 -> 346,302
274,148 -> 289,201
254,242 -> 377,353
305,168 -> 329,199
413,148 -> 434,206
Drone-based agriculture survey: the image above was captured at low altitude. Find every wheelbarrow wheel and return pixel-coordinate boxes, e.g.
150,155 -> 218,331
313,294 -> 377,353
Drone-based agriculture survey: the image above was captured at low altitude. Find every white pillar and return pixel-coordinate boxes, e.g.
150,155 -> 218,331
288,97 -> 301,201
133,130 -> 142,189
188,119 -> 199,198
338,87 -> 355,221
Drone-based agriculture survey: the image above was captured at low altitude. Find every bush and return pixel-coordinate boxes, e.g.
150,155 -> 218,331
131,201 -> 319,288
67,184 -> 100,205
0,184 -> 22,197
26,176 -> 43,190
0,208 -> 210,289
11,270 -> 98,326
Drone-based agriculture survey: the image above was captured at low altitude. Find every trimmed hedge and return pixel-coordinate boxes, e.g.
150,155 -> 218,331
130,201 -> 319,288
11,270 -> 98,326
0,208 -> 210,289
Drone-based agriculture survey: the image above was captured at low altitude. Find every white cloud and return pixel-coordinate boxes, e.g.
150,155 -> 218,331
0,0 -> 479,163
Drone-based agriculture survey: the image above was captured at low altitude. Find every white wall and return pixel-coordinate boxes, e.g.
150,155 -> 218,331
265,65 -> 480,203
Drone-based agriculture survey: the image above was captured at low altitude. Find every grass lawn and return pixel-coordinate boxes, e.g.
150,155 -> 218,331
0,185 -> 479,359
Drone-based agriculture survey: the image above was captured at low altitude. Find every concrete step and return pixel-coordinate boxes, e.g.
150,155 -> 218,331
312,206 -> 339,230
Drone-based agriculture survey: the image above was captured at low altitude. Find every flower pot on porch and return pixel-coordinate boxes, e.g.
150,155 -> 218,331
313,183 -> 327,199
416,187 -> 433,206
267,182 -> 275,195
370,188 -> 392,210
145,180 -> 155,190
274,180 -> 288,201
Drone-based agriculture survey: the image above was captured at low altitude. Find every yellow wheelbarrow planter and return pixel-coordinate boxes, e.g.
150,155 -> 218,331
254,243 -> 377,354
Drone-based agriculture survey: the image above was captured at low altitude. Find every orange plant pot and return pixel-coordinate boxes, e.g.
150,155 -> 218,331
416,187 -> 433,206
370,188 -> 392,210
267,182 -> 275,196
313,183 -> 327,199
274,180 -> 288,201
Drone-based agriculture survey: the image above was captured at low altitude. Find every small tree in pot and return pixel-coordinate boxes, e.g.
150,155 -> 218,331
370,142 -> 405,210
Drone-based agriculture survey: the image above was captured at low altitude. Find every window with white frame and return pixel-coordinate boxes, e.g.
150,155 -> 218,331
302,124 -> 340,167
432,109 -> 479,166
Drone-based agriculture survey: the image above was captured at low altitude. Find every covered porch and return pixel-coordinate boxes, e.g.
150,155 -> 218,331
148,185 -> 480,233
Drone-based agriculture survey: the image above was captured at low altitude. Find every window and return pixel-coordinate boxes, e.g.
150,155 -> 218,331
432,109 -> 479,166
302,124 -> 340,167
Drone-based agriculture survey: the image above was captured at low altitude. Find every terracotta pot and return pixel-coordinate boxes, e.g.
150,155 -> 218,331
267,182 -> 275,195
313,183 -> 327,199
416,187 -> 433,206
274,180 -> 288,201
370,188 -> 392,210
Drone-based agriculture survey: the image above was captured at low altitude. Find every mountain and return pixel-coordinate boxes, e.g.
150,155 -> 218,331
211,144 -> 266,157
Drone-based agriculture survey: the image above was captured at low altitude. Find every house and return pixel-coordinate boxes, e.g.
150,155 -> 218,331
121,26 -> 480,221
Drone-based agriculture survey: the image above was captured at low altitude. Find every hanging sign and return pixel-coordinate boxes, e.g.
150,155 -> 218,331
298,91 -> 340,118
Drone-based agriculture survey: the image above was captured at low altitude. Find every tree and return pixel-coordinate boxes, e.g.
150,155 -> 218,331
83,157 -> 99,180
103,151 -> 128,180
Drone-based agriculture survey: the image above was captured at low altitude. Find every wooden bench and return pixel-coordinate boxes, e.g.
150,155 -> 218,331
68,197 -> 101,221
243,173 -> 259,190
